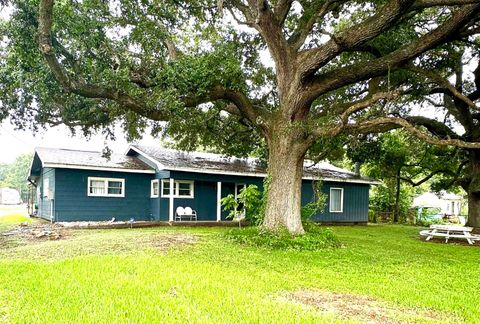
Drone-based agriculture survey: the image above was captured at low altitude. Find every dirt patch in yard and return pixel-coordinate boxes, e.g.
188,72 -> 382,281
0,223 -> 199,260
280,290 -> 448,323
2,223 -> 67,241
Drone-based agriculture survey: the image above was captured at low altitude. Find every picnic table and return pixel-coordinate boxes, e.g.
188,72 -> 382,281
420,225 -> 480,245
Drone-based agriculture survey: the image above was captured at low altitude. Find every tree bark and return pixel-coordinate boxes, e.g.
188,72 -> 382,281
466,150 -> 480,228
262,128 -> 308,235
466,191 -> 480,229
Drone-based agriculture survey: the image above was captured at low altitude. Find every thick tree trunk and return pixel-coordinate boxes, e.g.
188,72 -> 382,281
466,151 -> 480,229
466,191 -> 480,229
262,132 -> 307,235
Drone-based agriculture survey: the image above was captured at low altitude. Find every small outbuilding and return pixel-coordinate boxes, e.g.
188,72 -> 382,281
28,145 -> 379,223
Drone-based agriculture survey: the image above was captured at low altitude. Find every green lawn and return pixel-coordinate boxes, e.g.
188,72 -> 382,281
0,214 -> 479,323
0,205 -> 29,228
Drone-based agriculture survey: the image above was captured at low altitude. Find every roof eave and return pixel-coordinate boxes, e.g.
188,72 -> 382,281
43,163 -> 155,174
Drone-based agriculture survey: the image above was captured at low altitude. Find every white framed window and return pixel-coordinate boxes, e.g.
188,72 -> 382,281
88,177 -> 125,197
177,181 -> 194,198
43,178 -> 50,198
151,179 -> 159,198
161,179 -> 194,198
329,188 -> 344,213
161,179 -> 171,197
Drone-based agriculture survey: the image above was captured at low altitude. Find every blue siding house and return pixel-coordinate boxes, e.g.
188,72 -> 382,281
28,145 -> 379,223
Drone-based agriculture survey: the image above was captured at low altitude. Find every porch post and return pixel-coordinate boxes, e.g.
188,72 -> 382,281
217,182 -> 222,222
169,178 -> 174,222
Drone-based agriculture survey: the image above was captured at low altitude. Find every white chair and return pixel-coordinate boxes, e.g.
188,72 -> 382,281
175,206 -> 197,221
184,207 -> 197,221
175,206 -> 185,222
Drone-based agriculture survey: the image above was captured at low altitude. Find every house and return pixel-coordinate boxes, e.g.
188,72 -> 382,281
27,145 -> 379,223
413,191 -> 464,217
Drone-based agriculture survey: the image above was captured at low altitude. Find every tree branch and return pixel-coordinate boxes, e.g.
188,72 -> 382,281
274,0 -> 293,26
408,65 -> 479,111
303,3 -> 480,105
288,0 -> 342,51
339,91 -> 401,123
181,85 -> 265,130
402,160 -> 468,187
37,0 -> 169,121
297,0 -> 415,79
405,115 -> 460,138
412,0 -> 480,9
401,170 -> 446,187
346,116 -> 480,148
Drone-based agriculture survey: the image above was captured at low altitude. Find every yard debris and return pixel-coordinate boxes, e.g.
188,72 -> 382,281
279,290 -> 446,323
2,223 -> 65,241
167,287 -> 178,297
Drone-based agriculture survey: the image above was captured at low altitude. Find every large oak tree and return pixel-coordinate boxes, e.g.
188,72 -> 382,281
2,0 -> 480,234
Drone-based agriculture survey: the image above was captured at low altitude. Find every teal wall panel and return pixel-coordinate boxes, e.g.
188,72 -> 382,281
302,181 -> 370,223
54,168 -> 154,221
39,165 -> 370,223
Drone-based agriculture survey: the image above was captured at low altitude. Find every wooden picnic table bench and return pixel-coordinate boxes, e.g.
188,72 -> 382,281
419,225 -> 480,245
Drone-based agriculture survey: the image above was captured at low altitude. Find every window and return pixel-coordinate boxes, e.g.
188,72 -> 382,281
177,181 -> 193,198
151,179 -> 159,198
329,188 -> 344,213
161,179 -> 194,198
88,177 -> 125,197
43,178 -> 50,198
162,180 -> 171,197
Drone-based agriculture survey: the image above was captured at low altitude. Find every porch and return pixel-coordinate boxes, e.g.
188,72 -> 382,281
154,171 -> 263,222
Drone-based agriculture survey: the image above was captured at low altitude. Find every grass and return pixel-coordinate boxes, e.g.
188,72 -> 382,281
223,223 -> 341,250
0,213 -> 479,323
0,206 -> 31,232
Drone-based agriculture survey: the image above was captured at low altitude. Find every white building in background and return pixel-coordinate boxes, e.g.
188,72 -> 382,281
0,188 -> 22,205
413,191 -> 463,216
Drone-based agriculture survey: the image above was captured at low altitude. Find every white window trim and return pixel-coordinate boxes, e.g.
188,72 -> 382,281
87,177 -> 125,198
161,179 -> 194,199
329,187 -> 344,213
161,179 -> 171,198
43,178 -> 50,199
151,179 -> 159,198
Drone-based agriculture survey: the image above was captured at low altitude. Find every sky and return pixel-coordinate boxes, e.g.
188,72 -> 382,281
0,120 -> 160,164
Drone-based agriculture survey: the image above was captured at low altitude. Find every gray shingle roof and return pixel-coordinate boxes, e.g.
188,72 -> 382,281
130,145 -> 380,184
35,147 -> 154,173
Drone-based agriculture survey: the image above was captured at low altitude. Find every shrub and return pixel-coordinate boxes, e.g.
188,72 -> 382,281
223,224 -> 341,251
416,207 -> 447,227
221,184 -> 263,225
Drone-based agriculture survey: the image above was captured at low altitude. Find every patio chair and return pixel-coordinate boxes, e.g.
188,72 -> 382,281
184,207 -> 197,221
175,206 -> 185,222
175,206 -> 197,221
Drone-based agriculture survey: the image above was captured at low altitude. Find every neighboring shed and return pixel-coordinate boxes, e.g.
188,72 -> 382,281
28,145 -> 379,223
